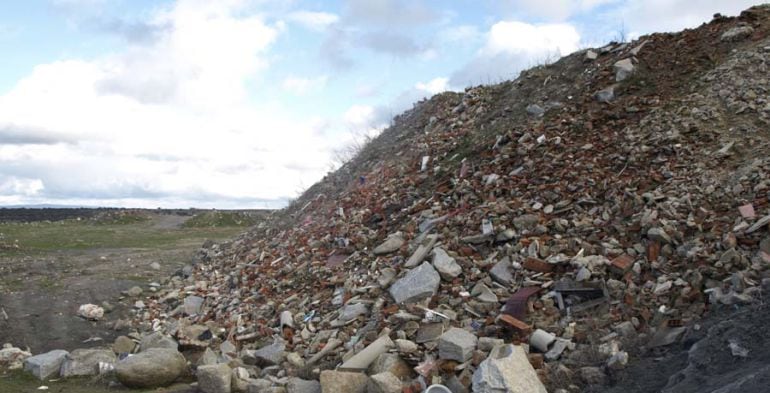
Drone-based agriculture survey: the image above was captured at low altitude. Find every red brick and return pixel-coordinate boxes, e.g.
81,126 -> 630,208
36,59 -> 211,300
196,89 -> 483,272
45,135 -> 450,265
523,257 -> 553,273
610,254 -> 634,275
497,314 -> 532,335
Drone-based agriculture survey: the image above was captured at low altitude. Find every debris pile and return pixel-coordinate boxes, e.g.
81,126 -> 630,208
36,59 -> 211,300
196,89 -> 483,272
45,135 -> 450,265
5,5 -> 770,392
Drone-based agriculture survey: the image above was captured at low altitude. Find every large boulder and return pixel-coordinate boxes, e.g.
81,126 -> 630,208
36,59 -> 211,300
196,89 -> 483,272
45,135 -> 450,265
472,345 -> 547,393
197,363 -> 232,393
115,348 -> 187,388
60,348 -> 116,377
24,350 -> 69,380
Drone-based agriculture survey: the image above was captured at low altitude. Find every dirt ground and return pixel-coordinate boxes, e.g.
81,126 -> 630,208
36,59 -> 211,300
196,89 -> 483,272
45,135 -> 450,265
0,212 -> 247,354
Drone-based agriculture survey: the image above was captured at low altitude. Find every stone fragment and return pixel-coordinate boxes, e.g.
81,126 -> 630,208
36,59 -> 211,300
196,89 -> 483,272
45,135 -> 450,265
478,337 -> 504,352
127,286 -> 143,297
614,58 -> 635,81
526,104 -> 545,118
647,227 -> 672,244
471,282 -> 498,303
115,348 -> 186,388
395,339 -> 418,354
0,346 -> 31,370
24,350 -> 69,380
489,258 -> 514,285
595,86 -> 615,103
367,372 -> 402,393
247,379 -> 272,393
607,351 -> 628,370
287,377 -> 321,393
367,352 -> 412,379
319,370 -> 369,393
198,364 -> 232,393
184,295 -> 205,315
246,338 -> 285,367
389,262 -> 441,304
610,254 -> 634,275
585,49 -> 598,60
374,233 -> 404,255
544,339 -> 570,361
333,303 -> 368,326
471,345 -> 547,393
60,348 -> 117,378
438,328 -> 478,362
432,248 -> 462,280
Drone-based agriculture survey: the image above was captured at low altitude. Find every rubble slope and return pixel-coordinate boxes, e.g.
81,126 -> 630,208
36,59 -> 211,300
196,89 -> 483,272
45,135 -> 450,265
137,6 -> 770,393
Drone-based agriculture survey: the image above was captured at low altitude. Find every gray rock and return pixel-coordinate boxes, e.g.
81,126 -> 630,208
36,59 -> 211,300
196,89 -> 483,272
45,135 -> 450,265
432,248 -> 462,280
478,337 -> 504,352
367,372 -> 402,393
614,58 -> 635,82
438,328 -> 478,362
378,268 -> 397,287
585,49 -> 598,60
389,262 -> 441,304
319,370 -> 369,393
286,378 -> 321,393
198,363 -> 232,393
232,367 -> 251,393
471,282 -> 498,303
139,332 -> 178,352
333,303 -> 368,326
247,379 -> 273,393
595,86 -> 615,103
198,347 -> 219,366
24,350 -> 69,380
489,258 -> 514,285
245,338 -> 285,367
721,25 -> 754,42
60,348 -> 117,378
544,339 -> 570,361
607,351 -> 628,370
115,348 -> 186,388
184,295 -> 205,315
373,233 -> 404,255
472,345 -> 547,393
127,286 -> 143,297
647,227 -> 672,244
526,104 -> 545,118
394,339 -> 418,354
513,214 -> 539,230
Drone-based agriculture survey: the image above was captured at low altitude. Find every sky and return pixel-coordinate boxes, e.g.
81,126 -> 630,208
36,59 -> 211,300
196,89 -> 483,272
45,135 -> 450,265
0,0 -> 764,209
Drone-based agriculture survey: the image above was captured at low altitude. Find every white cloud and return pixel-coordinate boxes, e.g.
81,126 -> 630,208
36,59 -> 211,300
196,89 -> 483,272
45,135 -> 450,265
0,177 -> 44,197
0,0 -> 335,208
282,75 -> 328,95
500,0 -> 621,21
288,11 -> 339,31
415,77 -> 449,95
450,21 -> 580,86
618,0 -> 763,38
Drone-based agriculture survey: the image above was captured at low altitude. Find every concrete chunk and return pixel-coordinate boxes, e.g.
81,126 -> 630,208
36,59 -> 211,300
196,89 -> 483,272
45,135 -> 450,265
472,345 -> 547,393
24,350 -> 69,380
